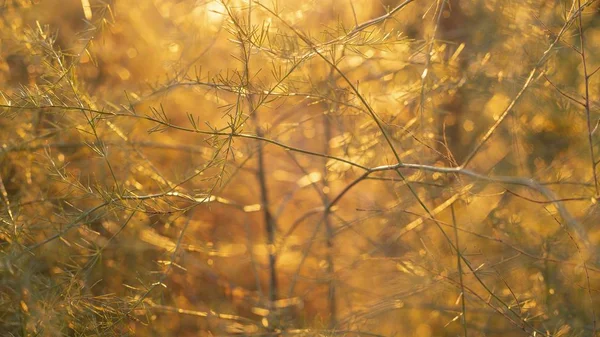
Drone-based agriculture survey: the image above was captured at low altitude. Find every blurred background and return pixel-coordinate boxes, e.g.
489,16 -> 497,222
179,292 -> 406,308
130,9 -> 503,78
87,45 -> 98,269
1,0 -> 600,336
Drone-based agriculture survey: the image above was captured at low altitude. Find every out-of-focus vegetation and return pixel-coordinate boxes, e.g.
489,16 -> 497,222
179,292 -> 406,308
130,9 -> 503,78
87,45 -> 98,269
1,0 -> 600,336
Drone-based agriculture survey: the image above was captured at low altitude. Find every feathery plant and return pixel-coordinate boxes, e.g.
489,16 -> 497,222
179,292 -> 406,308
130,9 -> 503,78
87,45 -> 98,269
1,0 -> 600,336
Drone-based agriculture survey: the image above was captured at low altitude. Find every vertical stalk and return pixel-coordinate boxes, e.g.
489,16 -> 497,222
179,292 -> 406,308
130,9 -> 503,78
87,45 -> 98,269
576,2 -> 597,334
323,110 -> 336,328
244,0 -> 278,306
323,62 -> 338,328
254,116 -> 278,304
577,0 -> 599,196
451,204 -> 467,337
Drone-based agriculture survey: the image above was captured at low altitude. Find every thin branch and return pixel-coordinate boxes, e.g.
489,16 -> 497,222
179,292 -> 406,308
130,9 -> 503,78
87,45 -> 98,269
543,74 -> 586,107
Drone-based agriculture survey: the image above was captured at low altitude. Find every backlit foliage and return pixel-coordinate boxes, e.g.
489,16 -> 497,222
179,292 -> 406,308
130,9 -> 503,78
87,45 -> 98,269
1,0 -> 600,336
